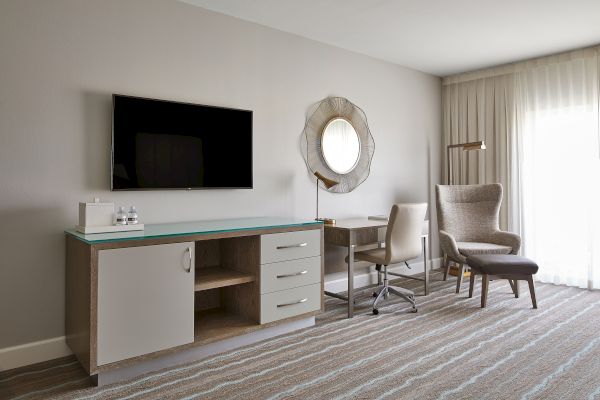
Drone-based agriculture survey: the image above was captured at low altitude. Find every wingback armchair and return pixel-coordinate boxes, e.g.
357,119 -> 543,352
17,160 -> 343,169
435,184 -> 521,293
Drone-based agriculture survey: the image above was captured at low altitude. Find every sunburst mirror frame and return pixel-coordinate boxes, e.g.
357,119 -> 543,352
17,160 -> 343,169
301,97 -> 375,193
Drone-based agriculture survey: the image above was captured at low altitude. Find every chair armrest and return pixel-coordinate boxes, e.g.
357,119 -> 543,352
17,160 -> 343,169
439,230 -> 465,263
489,230 -> 521,254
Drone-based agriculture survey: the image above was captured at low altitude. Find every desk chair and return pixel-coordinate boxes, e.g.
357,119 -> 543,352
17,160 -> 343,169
353,203 -> 428,314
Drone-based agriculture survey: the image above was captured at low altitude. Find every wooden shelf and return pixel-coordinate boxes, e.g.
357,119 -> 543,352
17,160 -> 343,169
194,308 -> 259,345
195,267 -> 255,291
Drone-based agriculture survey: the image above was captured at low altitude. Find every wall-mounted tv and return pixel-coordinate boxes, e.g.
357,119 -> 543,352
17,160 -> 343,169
112,94 -> 253,190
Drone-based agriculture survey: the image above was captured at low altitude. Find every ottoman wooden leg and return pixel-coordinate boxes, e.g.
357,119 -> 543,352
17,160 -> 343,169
508,279 -> 519,298
481,274 -> 489,308
469,271 -> 476,298
527,276 -> 537,309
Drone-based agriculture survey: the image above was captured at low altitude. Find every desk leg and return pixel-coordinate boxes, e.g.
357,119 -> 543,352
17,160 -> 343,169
347,234 -> 355,318
423,236 -> 429,296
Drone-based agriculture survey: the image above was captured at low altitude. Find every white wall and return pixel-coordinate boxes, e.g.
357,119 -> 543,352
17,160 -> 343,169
0,0 -> 441,352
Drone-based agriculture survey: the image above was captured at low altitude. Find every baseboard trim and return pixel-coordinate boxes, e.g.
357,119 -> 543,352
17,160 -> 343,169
0,336 -> 72,371
1,258 -> 442,371
324,257 -> 443,293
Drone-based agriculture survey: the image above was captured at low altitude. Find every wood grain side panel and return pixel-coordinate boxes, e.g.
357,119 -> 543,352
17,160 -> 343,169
220,236 -> 260,275
320,225 -> 325,311
324,226 -> 378,247
65,235 -> 92,375
90,248 -> 98,374
222,283 -> 260,322
324,228 -> 349,247
221,236 -> 260,321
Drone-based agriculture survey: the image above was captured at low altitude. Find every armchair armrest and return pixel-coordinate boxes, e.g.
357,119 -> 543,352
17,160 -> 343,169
439,230 -> 465,263
489,230 -> 521,254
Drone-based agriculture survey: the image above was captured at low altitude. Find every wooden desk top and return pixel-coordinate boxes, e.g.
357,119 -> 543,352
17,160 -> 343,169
326,218 -> 429,236
325,218 -> 388,230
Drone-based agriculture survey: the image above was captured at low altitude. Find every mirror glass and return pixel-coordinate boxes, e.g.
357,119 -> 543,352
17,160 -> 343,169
321,118 -> 361,174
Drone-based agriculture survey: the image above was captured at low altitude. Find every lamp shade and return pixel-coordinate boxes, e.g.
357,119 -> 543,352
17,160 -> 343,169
446,140 -> 486,185
314,171 -> 339,189
462,141 -> 486,151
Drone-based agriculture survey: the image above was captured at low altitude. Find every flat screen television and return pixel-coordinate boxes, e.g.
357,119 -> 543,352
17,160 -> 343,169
112,94 -> 253,190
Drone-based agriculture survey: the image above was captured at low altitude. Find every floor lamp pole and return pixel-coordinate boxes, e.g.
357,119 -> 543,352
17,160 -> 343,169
447,146 -> 453,185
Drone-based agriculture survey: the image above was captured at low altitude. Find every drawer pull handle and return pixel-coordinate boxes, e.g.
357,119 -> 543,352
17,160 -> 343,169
185,247 -> 192,273
277,298 -> 308,308
277,270 -> 308,279
276,242 -> 308,250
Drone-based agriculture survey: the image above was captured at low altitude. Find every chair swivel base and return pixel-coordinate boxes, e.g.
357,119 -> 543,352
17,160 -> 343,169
372,280 -> 417,314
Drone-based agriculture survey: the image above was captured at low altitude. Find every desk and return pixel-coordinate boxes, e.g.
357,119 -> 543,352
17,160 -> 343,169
324,218 -> 429,318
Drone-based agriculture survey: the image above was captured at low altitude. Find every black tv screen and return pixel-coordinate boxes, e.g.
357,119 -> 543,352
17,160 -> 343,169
112,95 -> 253,190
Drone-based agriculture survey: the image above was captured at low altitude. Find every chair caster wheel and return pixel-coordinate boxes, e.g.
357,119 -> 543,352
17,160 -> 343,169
373,309 -> 379,315
411,308 -> 418,313
372,292 -> 377,298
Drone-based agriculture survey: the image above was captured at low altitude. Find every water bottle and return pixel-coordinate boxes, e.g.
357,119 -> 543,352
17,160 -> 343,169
127,206 -> 139,225
115,206 -> 127,226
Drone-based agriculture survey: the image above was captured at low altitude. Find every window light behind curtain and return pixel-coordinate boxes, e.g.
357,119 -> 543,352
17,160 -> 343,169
515,53 -> 600,289
443,47 -> 600,289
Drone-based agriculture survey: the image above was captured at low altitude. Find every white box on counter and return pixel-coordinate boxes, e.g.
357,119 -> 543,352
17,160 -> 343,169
79,198 -> 114,227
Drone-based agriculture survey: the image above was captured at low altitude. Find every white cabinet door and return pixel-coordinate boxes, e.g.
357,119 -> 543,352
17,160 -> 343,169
97,242 -> 194,365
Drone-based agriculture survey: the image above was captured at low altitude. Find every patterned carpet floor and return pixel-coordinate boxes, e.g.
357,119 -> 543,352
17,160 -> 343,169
3,271 -> 600,399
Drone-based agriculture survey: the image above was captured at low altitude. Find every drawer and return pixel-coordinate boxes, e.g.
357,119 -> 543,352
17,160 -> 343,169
260,283 -> 321,324
260,256 -> 321,294
261,229 -> 321,264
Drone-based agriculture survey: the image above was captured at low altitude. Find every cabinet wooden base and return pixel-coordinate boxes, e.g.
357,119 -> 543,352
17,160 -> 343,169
92,316 -> 315,387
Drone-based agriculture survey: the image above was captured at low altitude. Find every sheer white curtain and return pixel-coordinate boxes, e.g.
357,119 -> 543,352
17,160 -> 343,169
514,51 -> 600,289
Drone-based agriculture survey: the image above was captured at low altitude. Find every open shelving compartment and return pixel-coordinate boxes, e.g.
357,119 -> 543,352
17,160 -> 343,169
193,235 -> 261,345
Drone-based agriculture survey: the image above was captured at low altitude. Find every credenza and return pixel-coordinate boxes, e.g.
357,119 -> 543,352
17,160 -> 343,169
65,217 -> 323,385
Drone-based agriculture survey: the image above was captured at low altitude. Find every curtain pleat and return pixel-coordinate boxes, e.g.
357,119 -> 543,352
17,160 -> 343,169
442,75 -> 514,229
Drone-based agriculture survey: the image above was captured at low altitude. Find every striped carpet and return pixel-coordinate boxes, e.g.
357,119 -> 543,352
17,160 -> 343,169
3,271 -> 600,399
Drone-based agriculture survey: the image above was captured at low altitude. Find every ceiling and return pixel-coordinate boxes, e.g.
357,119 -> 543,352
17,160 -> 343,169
180,0 -> 600,76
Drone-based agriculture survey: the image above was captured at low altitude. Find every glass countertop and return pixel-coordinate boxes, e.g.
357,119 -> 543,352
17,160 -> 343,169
65,217 -> 322,244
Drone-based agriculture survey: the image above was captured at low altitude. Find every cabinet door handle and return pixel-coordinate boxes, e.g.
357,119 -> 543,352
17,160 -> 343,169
185,247 -> 192,273
276,242 -> 308,250
277,270 -> 308,279
277,298 -> 308,308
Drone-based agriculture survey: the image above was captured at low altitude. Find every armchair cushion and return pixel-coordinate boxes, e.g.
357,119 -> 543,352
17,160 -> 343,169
487,231 -> 521,254
457,242 -> 512,256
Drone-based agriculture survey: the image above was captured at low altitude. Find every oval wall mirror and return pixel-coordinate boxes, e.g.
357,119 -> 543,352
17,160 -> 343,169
321,118 -> 361,174
300,97 -> 375,193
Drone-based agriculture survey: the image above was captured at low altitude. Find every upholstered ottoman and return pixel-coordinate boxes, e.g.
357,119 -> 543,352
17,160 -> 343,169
466,254 -> 539,309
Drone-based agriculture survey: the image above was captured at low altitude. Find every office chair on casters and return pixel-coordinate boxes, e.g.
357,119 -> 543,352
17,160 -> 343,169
353,203 -> 428,315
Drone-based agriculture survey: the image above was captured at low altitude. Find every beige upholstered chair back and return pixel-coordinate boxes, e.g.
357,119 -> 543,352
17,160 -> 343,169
435,184 -> 502,242
385,203 -> 428,265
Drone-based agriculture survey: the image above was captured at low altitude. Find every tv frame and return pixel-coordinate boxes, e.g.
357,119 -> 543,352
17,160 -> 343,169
111,94 -> 253,191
